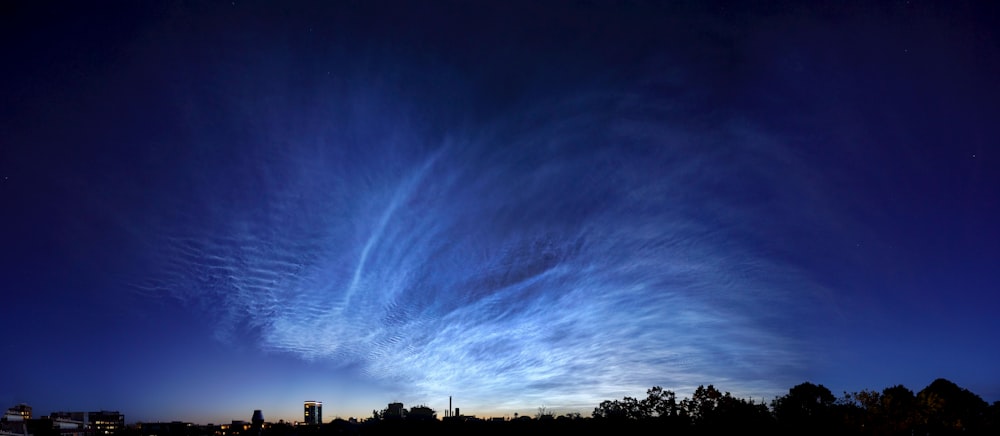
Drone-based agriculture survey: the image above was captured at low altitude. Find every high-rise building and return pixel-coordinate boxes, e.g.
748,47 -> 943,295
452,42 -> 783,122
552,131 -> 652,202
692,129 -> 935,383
250,410 -> 264,436
303,401 -> 321,425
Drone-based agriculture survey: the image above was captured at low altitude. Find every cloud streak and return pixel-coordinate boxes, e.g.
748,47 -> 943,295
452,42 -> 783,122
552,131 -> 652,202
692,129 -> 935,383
134,85 -> 825,413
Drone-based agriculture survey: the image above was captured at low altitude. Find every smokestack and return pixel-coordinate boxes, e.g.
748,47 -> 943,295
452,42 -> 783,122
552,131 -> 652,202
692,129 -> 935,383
449,396 -> 452,418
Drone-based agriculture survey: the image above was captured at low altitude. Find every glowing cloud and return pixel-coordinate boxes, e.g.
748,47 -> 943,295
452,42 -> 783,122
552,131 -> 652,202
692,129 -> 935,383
134,90 -> 823,413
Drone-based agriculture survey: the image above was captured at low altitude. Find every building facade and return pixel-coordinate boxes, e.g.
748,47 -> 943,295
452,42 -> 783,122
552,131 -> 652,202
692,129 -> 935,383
88,411 -> 125,436
5,404 -> 32,421
302,401 -> 321,425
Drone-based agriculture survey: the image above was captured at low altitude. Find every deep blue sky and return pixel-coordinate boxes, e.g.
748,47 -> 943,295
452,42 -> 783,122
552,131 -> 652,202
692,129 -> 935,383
3,0 -> 999,424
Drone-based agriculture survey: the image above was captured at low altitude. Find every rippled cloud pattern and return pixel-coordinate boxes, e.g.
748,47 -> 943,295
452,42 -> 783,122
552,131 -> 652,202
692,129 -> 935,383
135,90 -> 820,412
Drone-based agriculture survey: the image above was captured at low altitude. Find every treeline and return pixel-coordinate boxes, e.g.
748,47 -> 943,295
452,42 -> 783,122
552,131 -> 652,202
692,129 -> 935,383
351,378 -> 999,435
122,378 -> 997,436
588,378 -> 999,435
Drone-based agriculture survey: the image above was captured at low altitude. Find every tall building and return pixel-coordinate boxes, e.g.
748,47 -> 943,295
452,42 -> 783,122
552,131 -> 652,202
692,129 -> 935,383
250,410 -> 264,436
303,401 -> 321,425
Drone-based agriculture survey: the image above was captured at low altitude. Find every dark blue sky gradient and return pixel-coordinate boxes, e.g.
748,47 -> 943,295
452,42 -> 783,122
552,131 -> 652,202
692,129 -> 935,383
3,0 -> 999,424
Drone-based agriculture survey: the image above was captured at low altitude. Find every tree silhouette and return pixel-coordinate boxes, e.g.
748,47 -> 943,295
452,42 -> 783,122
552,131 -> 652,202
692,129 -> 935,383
534,406 -> 553,420
592,399 -> 627,420
843,385 -> 917,435
681,385 -> 723,422
772,382 -> 837,435
916,378 -> 988,434
641,386 -> 679,418
985,401 -> 1000,432
843,388 -> 876,432
586,379 -> 996,436
674,384 -> 772,432
879,384 -> 917,435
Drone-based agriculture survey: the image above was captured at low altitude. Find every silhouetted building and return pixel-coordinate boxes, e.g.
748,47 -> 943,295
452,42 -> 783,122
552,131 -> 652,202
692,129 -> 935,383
88,411 -> 124,435
221,421 -> 250,436
24,418 -> 58,436
6,404 -> 32,421
1,405 -> 30,436
51,417 -> 87,436
407,406 -> 435,421
249,410 -> 263,436
138,421 -> 195,436
303,401 -> 321,425
48,413 -> 85,423
44,412 -> 86,436
49,411 -> 123,436
385,403 -> 404,419
250,411 -> 263,427
1,417 -> 85,436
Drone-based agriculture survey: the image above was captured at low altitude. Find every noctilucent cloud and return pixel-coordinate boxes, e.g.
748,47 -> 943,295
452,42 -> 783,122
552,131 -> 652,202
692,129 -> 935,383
3,1 -> 999,424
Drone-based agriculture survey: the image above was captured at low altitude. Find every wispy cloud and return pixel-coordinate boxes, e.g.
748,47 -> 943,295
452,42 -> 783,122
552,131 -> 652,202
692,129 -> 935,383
134,89 -> 827,412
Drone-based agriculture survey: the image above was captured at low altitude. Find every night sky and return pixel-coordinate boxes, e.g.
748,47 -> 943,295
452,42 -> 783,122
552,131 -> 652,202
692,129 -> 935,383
3,0 -> 999,424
